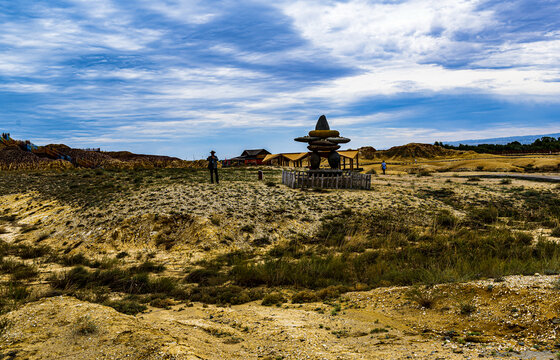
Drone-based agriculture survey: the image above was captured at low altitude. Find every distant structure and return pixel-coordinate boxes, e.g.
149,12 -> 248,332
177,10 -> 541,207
263,150 -> 361,170
222,149 -> 271,167
281,115 -> 371,190
294,114 -> 351,170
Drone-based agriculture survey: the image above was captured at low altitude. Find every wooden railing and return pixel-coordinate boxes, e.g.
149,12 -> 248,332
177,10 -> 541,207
282,170 -> 371,190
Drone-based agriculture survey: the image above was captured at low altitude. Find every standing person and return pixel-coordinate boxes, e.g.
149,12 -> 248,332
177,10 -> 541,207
207,150 -> 219,184
381,160 -> 387,175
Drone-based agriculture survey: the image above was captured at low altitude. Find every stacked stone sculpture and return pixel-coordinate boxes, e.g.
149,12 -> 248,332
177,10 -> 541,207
294,115 -> 350,170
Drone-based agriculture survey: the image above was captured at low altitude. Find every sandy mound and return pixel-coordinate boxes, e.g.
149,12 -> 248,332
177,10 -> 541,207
104,151 -> 192,169
1,296 -> 194,359
358,146 -> 377,159
383,143 -> 460,159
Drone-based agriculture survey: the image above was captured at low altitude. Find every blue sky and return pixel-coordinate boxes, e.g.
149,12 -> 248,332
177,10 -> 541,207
1,0 -> 559,159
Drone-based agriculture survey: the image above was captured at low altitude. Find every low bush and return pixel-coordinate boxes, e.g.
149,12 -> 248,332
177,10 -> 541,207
188,285 -> 262,305
469,206 -> 499,225
185,268 -> 225,286
459,302 -> 477,315
49,266 -> 177,295
0,258 -> 39,281
74,315 -> 98,335
130,261 -> 165,273
59,253 -> 93,267
291,290 -> 318,303
405,287 -> 441,309
435,210 -> 457,229
104,299 -> 147,315
261,292 -> 285,306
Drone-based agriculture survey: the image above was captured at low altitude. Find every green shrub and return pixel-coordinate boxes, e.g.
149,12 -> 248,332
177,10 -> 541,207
551,227 -> 560,237
435,210 -> 457,229
370,327 -> 389,334
10,263 -> 39,281
104,300 -> 147,315
60,253 -> 93,267
292,290 -> 318,303
185,268 -> 226,286
469,206 -> 499,225
49,266 -> 177,294
261,292 -> 286,306
188,285 -> 262,305
13,243 -> 50,259
149,297 -> 174,309
2,282 -> 30,303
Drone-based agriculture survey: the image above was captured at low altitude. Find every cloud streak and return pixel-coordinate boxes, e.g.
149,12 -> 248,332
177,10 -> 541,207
0,0 -> 558,158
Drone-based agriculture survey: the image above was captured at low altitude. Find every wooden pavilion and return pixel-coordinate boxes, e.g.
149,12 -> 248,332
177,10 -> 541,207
264,150 -> 361,170
338,150 -> 361,171
262,152 -> 308,168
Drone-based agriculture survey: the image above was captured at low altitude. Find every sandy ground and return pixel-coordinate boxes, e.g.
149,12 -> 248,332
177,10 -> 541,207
1,168 -> 560,359
4,275 -> 560,359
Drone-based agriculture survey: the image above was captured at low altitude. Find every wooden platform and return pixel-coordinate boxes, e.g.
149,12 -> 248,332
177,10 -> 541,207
282,169 -> 371,190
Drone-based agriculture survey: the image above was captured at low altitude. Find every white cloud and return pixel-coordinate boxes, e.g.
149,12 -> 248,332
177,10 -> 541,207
139,0 -> 219,24
473,37 -> 560,68
298,63 -> 560,101
0,83 -> 52,93
279,0 -> 495,64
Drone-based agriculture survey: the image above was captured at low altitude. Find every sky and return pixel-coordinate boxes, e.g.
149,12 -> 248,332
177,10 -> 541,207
0,0 -> 559,159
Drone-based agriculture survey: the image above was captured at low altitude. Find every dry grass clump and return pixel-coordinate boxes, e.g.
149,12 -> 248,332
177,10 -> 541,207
405,287 -> 442,309
74,315 -> 98,336
261,292 -> 286,306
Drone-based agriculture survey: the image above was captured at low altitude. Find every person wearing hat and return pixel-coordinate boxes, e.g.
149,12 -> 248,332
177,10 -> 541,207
207,150 -> 219,184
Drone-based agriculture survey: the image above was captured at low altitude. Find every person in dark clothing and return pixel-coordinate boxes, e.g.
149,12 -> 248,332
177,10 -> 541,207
381,160 -> 387,175
207,150 -> 219,184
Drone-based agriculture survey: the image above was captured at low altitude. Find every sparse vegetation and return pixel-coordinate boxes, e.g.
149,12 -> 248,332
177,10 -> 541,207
74,315 -> 98,335
261,292 -> 286,306
0,317 -> 10,335
1,164 -> 560,356
405,287 -> 441,309
459,302 -> 477,315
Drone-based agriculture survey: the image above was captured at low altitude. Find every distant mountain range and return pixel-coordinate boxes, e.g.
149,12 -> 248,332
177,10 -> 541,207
444,133 -> 560,146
